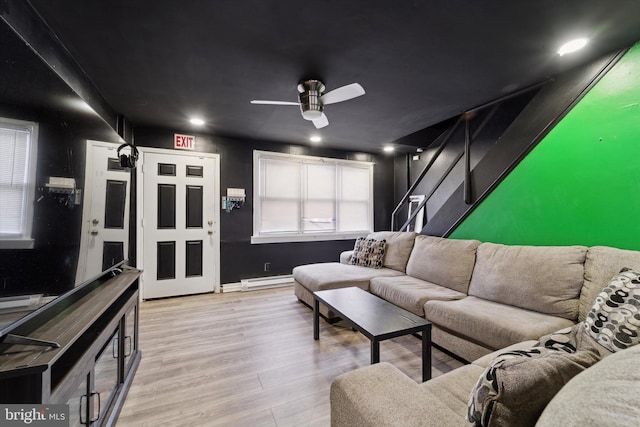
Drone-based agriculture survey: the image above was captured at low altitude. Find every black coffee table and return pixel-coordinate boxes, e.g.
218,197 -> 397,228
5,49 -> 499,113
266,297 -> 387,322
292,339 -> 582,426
313,286 -> 432,382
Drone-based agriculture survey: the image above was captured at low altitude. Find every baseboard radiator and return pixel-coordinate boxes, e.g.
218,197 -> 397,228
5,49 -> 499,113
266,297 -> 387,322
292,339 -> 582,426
239,274 -> 294,291
0,294 -> 43,313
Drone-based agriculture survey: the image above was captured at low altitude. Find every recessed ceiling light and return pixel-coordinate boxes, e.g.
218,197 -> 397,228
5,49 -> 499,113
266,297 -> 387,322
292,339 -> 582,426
310,135 -> 322,143
190,117 -> 205,126
557,38 -> 589,56
383,146 -> 394,153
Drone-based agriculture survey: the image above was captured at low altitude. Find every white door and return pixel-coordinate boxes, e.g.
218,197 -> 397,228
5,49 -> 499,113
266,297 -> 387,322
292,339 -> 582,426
138,148 -> 220,299
76,141 -> 131,285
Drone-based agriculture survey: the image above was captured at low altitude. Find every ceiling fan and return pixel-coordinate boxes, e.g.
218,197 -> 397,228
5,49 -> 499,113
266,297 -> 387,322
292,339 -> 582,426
251,80 -> 365,129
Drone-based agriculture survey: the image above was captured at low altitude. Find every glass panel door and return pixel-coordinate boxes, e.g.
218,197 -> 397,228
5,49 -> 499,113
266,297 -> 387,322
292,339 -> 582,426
66,372 -> 89,427
123,305 -> 137,372
92,329 -> 120,425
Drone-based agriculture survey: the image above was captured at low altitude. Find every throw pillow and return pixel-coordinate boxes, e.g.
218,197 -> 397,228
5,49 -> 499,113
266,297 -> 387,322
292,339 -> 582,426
349,237 -> 386,269
467,345 -> 601,427
584,267 -> 640,352
537,323 -> 607,355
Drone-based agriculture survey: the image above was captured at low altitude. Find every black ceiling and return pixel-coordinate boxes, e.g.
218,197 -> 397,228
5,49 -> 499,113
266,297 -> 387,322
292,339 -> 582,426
27,0 -> 640,153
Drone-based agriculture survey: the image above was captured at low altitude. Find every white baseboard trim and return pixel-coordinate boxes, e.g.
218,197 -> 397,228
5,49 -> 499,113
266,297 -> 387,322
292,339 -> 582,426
221,282 -> 242,293
240,274 -> 294,291
222,275 -> 294,293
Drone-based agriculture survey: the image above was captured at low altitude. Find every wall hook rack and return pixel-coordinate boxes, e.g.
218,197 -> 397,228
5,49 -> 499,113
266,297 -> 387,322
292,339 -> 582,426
223,188 -> 246,212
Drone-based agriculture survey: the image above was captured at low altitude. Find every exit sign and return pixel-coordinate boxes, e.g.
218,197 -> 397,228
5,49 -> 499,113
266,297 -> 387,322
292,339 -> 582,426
174,133 -> 195,150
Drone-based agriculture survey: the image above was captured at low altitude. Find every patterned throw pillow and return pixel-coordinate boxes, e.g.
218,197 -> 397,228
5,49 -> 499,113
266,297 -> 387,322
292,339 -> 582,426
537,324 -> 589,353
584,267 -> 640,352
467,324 -> 603,427
349,237 -> 386,269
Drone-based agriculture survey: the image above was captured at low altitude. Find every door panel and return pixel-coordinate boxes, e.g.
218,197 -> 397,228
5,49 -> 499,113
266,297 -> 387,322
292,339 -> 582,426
185,240 -> 203,277
102,241 -> 124,272
141,151 -> 218,299
156,241 -> 176,280
157,184 -> 177,229
104,180 -> 127,228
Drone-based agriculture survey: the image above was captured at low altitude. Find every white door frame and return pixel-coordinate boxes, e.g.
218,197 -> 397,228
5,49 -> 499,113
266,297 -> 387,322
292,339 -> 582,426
76,139 -> 127,286
136,146 -> 221,299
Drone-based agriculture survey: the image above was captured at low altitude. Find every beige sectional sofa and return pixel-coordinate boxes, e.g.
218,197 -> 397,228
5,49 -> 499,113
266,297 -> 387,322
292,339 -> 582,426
330,338 -> 640,427
292,231 -> 640,426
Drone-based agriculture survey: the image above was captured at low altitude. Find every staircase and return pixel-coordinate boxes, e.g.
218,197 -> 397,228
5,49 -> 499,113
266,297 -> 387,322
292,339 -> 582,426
391,50 -> 625,236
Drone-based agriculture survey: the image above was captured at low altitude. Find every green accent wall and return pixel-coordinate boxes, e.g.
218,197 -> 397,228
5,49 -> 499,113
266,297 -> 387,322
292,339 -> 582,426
450,42 -> 640,250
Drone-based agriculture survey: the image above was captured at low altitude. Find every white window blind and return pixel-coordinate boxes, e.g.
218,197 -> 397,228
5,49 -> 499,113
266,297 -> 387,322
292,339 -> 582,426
260,158 -> 301,233
253,150 -> 373,244
0,118 -> 38,248
338,165 -> 371,232
303,163 -> 336,232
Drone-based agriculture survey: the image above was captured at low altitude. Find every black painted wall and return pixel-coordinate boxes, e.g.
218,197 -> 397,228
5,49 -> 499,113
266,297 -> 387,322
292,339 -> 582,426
133,127 -> 395,284
405,91 -> 537,226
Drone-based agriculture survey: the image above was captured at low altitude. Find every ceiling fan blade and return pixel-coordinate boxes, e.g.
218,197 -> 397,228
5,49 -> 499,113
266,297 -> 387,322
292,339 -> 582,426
312,113 -> 329,129
250,100 -> 299,106
320,83 -> 365,105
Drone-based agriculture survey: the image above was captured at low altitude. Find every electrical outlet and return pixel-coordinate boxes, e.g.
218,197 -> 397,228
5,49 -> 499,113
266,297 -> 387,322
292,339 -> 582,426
264,262 -> 271,272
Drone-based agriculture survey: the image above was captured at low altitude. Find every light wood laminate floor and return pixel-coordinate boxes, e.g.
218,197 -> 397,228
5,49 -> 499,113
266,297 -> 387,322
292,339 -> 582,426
117,287 -> 465,427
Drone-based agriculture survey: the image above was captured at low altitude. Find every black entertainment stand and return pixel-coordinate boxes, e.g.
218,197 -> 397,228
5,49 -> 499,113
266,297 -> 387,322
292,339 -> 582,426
0,269 -> 141,427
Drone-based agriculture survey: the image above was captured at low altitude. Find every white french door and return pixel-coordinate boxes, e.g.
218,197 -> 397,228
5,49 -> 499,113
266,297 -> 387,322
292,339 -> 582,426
137,148 -> 220,299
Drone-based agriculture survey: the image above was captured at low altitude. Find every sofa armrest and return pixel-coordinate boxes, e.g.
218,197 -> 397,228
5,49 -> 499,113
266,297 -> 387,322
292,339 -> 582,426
330,363 -> 462,427
536,344 -> 640,427
340,250 -> 354,264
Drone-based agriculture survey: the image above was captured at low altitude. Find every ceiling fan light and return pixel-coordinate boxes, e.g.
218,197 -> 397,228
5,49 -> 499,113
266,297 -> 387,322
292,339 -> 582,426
302,109 -> 323,120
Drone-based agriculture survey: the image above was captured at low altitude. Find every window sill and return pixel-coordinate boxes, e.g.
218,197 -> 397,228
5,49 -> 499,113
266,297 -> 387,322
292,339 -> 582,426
0,238 -> 35,249
251,232 -> 368,244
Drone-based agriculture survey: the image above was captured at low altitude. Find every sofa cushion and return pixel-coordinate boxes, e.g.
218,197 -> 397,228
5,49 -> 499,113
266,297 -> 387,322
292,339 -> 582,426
339,250 -> 354,264
584,267 -> 640,352
467,341 -> 601,427
580,246 -> 640,322
425,296 -> 575,351
331,362 -> 471,427
350,237 -> 387,268
468,243 -> 587,320
405,236 -> 481,294
536,342 -> 640,427
367,231 -> 417,272
425,364 -> 487,418
292,262 -> 403,292
369,276 -> 467,316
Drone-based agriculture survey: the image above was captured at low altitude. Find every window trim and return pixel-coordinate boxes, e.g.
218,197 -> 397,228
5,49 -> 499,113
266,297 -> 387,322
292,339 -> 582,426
0,117 -> 38,249
251,150 -> 374,244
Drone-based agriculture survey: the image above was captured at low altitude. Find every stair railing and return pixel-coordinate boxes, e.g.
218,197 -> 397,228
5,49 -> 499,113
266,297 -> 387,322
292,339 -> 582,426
390,117 -> 461,231
391,104 -> 500,232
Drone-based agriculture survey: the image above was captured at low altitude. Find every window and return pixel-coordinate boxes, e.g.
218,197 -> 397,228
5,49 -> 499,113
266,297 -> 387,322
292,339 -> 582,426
252,150 -> 373,243
0,118 -> 38,249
